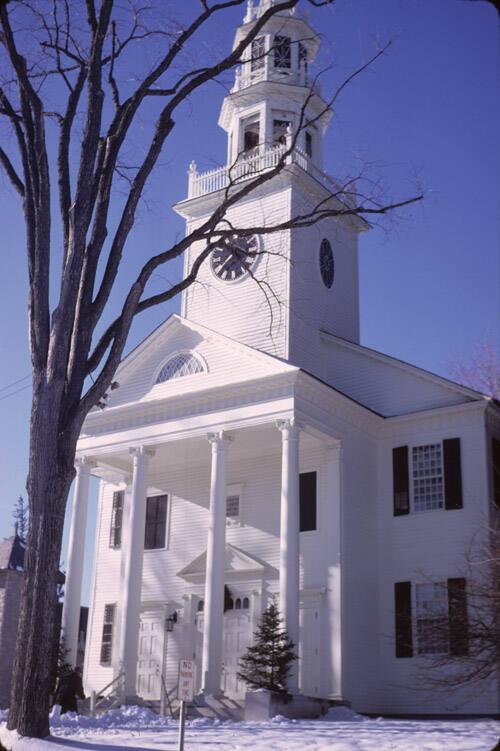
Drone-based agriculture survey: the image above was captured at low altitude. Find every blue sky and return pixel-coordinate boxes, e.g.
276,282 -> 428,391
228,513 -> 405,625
0,0 -> 498,604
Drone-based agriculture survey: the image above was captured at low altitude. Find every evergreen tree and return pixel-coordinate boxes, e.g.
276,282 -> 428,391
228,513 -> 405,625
238,601 -> 297,695
12,495 -> 28,540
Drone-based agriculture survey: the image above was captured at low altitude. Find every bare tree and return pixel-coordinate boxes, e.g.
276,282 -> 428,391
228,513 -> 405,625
415,525 -> 500,695
449,343 -> 500,399
0,0 -> 421,737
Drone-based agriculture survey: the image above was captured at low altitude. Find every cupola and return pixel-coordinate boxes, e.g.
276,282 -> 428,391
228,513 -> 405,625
218,0 -> 331,171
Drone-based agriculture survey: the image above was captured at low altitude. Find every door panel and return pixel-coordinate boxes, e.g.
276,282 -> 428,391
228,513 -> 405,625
222,611 -> 251,698
299,605 -> 320,697
136,612 -> 164,700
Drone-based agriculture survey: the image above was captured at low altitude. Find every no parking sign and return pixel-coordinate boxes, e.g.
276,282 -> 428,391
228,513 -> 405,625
177,659 -> 195,703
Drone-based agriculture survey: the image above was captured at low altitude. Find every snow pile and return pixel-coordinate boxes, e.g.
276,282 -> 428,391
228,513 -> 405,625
324,705 -> 366,722
49,705 -> 175,735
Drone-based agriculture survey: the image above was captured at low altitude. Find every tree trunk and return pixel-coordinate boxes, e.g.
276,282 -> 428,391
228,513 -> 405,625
7,386 -> 76,738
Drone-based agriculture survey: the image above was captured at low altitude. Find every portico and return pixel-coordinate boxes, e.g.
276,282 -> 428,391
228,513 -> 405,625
63,375 -> 344,701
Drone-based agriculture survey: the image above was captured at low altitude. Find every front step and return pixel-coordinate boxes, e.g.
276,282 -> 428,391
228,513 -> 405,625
144,695 -> 244,721
193,695 -> 244,721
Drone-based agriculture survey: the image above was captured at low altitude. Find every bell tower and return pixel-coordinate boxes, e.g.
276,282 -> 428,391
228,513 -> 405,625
174,0 -> 367,374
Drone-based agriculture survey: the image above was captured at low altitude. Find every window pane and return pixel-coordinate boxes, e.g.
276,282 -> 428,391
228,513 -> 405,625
273,119 -> 291,146
244,121 -> 260,152
412,443 -> 444,512
416,582 -> 449,654
100,604 -> 115,665
144,495 -> 168,550
109,491 -> 123,548
274,35 -> 291,69
226,494 -> 240,518
305,131 -> 313,157
300,472 -> 317,532
251,37 -> 265,71
156,353 -> 204,384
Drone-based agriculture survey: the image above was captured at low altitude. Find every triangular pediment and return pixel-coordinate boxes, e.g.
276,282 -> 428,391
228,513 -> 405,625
177,543 -> 271,583
102,314 -> 296,410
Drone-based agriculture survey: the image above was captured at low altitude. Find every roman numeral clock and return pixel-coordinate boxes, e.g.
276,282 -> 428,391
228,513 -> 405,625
210,235 -> 259,282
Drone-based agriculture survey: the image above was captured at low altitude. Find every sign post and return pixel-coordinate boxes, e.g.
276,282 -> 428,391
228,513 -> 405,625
177,659 -> 195,751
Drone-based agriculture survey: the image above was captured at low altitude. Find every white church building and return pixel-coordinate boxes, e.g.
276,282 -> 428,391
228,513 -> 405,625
61,0 -> 500,716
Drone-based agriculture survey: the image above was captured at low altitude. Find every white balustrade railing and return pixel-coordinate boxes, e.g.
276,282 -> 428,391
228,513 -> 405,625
232,62 -> 314,93
187,143 -> 346,202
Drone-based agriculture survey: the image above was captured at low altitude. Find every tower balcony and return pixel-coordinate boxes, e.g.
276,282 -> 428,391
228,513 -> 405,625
186,142 -> 348,202
232,61 -> 321,97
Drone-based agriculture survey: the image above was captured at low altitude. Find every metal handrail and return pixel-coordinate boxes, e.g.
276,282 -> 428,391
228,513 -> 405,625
160,675 -> 181,718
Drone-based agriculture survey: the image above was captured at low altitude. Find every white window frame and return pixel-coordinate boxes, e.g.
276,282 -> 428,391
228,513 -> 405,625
226,483 -> 243,527
409,440 -> 446,514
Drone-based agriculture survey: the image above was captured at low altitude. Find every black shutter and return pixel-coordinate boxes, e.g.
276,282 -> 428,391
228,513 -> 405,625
100,604 -> 115,665
299,472 -> 317,532
109,491 -> 123,548
443,438 -> 463,510
395,581 -> 413,658
492,438 -> 500,509
448,577 -> 468,656
393,446 -> 410,516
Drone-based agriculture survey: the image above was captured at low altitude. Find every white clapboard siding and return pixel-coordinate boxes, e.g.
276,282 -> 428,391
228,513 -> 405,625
373,410 -> 498,715
182,191 -> 292,359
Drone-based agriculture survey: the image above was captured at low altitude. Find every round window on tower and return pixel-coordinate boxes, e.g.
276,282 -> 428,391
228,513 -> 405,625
319,238 -> 335,288
210,234 -> 259,283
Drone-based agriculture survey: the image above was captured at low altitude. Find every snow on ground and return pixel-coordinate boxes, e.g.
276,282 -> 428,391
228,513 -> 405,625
1,705 -> 499,751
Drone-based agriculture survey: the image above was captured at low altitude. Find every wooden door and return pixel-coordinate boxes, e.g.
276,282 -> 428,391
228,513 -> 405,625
299,604 -> 320,697
222,610 -> 251,698
136,611 -> 164,699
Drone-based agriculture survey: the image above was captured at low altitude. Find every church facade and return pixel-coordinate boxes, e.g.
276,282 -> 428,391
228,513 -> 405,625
62,1 -> 500,716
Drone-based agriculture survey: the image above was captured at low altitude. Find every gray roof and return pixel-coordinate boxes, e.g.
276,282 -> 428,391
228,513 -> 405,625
0,535 -> 26,571
0,535 -> 65,583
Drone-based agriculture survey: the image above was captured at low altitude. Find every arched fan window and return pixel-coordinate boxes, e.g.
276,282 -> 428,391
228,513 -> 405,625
156,352 -> 205,384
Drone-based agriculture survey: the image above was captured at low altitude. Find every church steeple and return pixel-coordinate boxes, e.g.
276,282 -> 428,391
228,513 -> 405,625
218,0 -> 331,172
175,2 -> 366,366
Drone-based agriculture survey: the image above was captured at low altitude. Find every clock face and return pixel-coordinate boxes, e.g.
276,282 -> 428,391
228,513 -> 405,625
319,238 -> 334,288
211,235 -> 259,282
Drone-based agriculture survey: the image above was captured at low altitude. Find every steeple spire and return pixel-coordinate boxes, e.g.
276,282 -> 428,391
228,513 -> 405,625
218,3 -> 330,171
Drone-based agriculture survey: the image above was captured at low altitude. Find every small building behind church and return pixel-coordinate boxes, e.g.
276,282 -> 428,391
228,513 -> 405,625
60,0 -> 500,717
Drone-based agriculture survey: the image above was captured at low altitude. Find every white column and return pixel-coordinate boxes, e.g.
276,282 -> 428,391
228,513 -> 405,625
325,444 -> 343,699
277,418 -> 300,693
61,458 -> 92,667
201,431 -> 231,696
119,446 -> 154,700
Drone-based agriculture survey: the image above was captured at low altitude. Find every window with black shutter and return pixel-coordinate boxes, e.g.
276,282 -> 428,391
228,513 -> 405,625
109,491 -> 124,548
443,438 -> 463,510
395,581 -> 413,657
144,495 -> 168,550
448,577 -> 469,656
492,438 -> 500,509
300,471 -> 317,532
393,446 -> 410,516
100,604 -> 115,665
